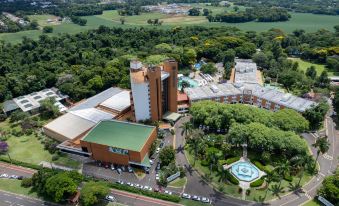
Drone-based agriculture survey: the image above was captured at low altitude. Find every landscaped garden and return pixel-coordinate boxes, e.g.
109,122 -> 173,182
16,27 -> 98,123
182,101 -> 323,202
0,100 -> 80,169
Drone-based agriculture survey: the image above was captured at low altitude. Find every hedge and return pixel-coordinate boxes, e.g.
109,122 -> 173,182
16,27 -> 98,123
225,170 -> 239,185
225,156 -> 240,165
0,156 -> 42,170
250,177 -> 264,187
110,183 -> 181,203
252,160 -> 272,174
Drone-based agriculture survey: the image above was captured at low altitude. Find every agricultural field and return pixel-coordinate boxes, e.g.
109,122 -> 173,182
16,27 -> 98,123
0,4 -> 338,44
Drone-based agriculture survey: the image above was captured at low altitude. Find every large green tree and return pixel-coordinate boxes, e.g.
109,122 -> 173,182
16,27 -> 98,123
159,146 -> 175,167
80,181 -> 110,206
45,173 -> 78,202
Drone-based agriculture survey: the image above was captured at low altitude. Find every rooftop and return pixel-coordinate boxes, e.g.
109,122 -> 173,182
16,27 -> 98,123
68,87 -> 129,112
99,90 -> 131,112
82,120 -> 155,151
234,59 -> 258,84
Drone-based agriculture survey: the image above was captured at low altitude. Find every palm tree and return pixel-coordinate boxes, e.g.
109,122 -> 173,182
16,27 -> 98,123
180,121 -> 193,140
263,173 -> 275,202
291,155 -> 314,186
190,129 -> 204,165
275,160 -> 290,187
269,184 -> 284,199
312,137 -> 330,163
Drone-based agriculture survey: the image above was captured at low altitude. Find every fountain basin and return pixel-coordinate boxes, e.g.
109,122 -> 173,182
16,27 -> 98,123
230,161 -> 260,182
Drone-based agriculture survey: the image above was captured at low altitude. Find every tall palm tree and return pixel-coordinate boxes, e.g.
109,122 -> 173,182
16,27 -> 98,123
269,184 -> 284,199
190,129 -> 204,165
275,160 -> 290,187
180,121 -> 193,140
312,137 -> 330,163
263,172 -> 275,202
291,155 -> 314,186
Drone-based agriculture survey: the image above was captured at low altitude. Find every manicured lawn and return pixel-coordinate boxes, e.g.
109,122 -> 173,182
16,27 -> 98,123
0,119 -> 80,168
0,179 -> 37,198
168,177 -> 187,188
0,8 -> 338,44
184,150 -> 241,198
289,58 -> 338,76
303,199 -> 321,206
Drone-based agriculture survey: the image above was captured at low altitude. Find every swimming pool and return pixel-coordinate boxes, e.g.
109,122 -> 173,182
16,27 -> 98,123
230,161 -> 260,182
178,76 -> 199,91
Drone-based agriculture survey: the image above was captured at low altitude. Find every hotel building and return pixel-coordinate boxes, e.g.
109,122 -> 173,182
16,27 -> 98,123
129,59 -> 178,121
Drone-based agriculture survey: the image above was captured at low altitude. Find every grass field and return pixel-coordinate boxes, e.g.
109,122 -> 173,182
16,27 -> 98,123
303,200 -> 321,206
0,6 -> 338,44
289,57 -> 338,76
0,119 -> 80,168
168,177 -> 187,188
28,15 -> 61,27
0,179 -> 38,198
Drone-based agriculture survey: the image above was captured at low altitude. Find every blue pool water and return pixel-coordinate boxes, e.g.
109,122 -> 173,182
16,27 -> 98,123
230,161 -> 260,182
178,76 -> 199,91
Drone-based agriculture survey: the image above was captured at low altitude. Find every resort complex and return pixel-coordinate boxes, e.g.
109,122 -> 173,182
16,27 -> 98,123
184,59 -> 315,112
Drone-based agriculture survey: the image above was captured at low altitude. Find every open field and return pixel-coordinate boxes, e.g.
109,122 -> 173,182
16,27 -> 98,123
28,14 -> 61,27
0,7 -> 338,44
289,57 -> 338,77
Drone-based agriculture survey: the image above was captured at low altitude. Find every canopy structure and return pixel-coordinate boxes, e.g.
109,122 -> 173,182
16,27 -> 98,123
163,112 -> 181,122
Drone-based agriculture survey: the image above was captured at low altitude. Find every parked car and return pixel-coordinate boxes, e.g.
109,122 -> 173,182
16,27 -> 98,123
130,183 -> 134,187
149,159 -> 154,165
155,173 -> 160,181
156,162 -> 161,170
17,176 -> 23,180
182,193 -> 191,199
117,168 -> 122,174
156,148 -> 160,154
9,175 -> 18,179
127,166 -> 133,173
104,163 -> 109,169
192,195 -> 201,201
110,164 -> 115,170
201,197 -> 211,203
116,180 -> 124,185
159,142 -> 164,148
121,166 -> 126,171
143,186 -> 152,191
0,174 -> 8,178
144,167 -> 150,174
164,190 -> 172,195
154,188 -> 159,192
105,195 -> 116,202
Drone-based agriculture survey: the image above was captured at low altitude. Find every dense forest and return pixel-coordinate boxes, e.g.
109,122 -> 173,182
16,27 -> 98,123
207,7 -> 291,23
0,25 -> 337,103
231,0 -> 339,15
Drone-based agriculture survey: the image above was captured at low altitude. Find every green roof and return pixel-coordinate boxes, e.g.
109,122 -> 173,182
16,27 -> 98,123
82,120 -> 155,151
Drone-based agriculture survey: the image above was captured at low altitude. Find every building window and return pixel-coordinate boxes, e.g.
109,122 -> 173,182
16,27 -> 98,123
81,147 -> 88,152
108,147 -> 128,155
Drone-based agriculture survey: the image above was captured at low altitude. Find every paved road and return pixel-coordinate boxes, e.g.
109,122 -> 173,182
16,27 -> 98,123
0,162 -> 36,178
269,103 -> 338,206
0,190 -> 58,206
111,188 -> 181,206
174,116 -> 255,206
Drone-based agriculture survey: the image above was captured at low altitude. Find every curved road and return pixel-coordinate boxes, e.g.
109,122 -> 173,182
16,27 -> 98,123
174,109 -> 338,206
174,116 -> 256,206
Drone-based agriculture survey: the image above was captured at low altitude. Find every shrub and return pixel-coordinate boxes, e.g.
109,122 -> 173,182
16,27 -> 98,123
238,187 -> 242,193
250,177 -> 264,187
109,183 -> 181,203
21,178 -> 33,188
284,174 -> 293,182
225,157 -> 240,165
225,170 -> 239,185
52,154 -> 59,161
246,189 -> 251,195
201,159 -> 209,166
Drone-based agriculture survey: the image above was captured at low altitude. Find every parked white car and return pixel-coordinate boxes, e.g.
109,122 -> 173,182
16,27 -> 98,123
0,174 -> 9,178
155,173 -> 160,181
182,193 -> 191,199
164,190 -> 172,195
105,195 -> 116,202
156,148 -> 160,154
201,197 -> 211,203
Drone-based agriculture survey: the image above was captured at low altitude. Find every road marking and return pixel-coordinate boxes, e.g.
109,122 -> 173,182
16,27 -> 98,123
319,172 -> 325,177
15,196 -> 23,199
305,193 -> 311,200
323,153 -> 333,160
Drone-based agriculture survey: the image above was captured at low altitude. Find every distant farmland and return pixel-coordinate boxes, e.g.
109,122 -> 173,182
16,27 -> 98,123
0,8 -> 338,44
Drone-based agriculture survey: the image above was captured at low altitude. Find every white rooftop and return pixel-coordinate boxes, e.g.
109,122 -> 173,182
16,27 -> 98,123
234,59 -> 258,84
69,108 -> 115,123
99,90 -> 131,112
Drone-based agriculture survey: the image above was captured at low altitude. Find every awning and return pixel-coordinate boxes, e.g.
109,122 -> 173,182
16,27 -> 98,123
129,154 -> 151,168
163,112 -> 181,122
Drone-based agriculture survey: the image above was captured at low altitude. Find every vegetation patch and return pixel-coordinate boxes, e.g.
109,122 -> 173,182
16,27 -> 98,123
250,177 -> 265,187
